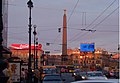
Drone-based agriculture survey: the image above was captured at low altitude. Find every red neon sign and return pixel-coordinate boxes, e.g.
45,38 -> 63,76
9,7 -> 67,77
10,44 -> 42,50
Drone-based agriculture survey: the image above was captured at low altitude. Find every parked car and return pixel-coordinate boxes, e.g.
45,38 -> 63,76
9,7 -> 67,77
86,71 -> 108,80
42,74 -> 65,83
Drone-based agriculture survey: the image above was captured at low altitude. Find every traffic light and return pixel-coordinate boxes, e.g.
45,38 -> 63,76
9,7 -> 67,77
58,28 -> 61,32
46,43 -> 49,45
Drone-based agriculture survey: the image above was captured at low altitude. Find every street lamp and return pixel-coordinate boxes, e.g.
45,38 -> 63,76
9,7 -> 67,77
33,25 -> 37,70
27,0 -> 33,82
36,38 -> 38,68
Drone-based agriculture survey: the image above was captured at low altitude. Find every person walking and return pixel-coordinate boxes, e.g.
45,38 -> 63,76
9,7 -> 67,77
1,60 -> 12,83
3,64 -> 12,83
21,68 -> 26,83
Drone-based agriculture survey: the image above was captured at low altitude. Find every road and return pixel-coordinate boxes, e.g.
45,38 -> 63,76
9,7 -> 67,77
61,73 -> 119,83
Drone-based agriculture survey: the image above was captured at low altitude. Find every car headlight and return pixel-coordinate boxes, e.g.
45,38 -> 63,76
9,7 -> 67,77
73,73 -> 76,75
82,76 -> 85,79
32,69 -> 34,72
105,77 -> 108,80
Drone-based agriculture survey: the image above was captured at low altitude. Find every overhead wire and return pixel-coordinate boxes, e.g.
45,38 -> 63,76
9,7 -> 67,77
69,28 -> 118,32
83,0 -> 117,29
41,0 -> 81,53
7,0 -> 80,52
53,0 -> 80,46
69,7 -> 118,43
39,0 -> 118,48
67,0 -> 80,23
91,7 -> 118,30
68,0 -> 118,43
44,0 -> 80,47
7,2 -> 64,11
8,0 -> 118,52
7,0 -> 67,44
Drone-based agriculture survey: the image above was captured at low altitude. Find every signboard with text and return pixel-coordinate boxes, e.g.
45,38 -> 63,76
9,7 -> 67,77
80,43 -> 95,52
9,61 -> 21,82
10,44 -> 42,50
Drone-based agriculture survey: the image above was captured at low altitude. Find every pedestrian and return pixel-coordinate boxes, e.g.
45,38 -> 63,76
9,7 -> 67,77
21,68 -> 25,83
1,60 -> 12,83
3,60 -> 13,83
24,69 -> 28,80
39,67 -> 43,82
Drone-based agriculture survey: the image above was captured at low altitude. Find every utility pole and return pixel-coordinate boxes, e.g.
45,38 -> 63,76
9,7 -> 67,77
62,9 -> 67,65
27,0 -> 33,82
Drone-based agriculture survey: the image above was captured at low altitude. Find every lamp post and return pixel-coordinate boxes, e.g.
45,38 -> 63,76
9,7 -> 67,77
36,38 -> 38,69
27,0 -> 33,82
35,37 -> 38,83
33,25 -> 37,83
33,25 -> 37,70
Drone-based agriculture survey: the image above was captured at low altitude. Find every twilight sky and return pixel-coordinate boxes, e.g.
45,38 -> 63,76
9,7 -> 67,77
8,0 -> 119,54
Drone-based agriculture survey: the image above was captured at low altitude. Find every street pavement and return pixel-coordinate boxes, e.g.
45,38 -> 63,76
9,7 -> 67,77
37,73 -> 119,83
61,73 -> 119,83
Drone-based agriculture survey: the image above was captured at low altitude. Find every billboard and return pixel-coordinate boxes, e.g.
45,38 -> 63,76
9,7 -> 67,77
80,43 -> 95,52
9,61 -> 21,82
10,44 -> 42,50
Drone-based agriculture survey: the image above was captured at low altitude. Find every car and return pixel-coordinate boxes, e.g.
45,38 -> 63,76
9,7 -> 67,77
102,70 -> 111,78
86,71 -> 108,80
42,68 -> 58,80
109,71 -> 115,78
60,68 -> 68,73
70,79 -> 119,83
113,71 -> 119,79
72,71 -> 87,81
42,74 -> 65,83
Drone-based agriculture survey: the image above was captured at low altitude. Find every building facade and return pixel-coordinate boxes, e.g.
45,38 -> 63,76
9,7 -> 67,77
0,0 -> 11,59
10,44 -> 43,69
38,48 -> 119,71
2,0 -> 8,46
